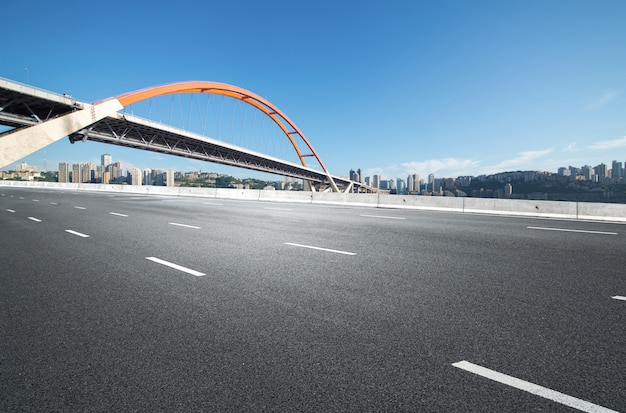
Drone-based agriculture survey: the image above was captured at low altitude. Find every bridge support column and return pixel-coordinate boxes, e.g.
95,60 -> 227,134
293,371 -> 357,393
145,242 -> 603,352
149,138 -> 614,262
0,99 -> 123,168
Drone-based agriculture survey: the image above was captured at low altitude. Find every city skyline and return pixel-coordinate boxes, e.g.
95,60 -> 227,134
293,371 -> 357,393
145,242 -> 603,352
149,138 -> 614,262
2,1 -> 626,181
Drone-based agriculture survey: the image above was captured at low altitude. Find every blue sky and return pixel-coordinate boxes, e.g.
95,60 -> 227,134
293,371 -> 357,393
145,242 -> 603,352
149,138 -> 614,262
2,0 -> 626,181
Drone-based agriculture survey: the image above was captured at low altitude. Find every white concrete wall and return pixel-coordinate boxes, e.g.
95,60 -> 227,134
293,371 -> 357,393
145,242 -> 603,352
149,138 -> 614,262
379,194 -> 464,212
259,190 -> 312,203
1,180 -> 625,222
463,198 -> 578,220
577,202 -> 626,222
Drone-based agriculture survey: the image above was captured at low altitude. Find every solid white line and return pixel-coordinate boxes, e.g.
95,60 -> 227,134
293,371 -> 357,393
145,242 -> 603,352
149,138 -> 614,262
109,212 -> 129,217
145,257 -> 205,276
28,217 -> 42,222
65,230 -> 90,238
284,242 -> 356,256
7,209 -> 15,213
169,222 -> 201,229
74,206 -> 86,210
527,226 -> 617,235
361,214 -> 406,220
452,360 -> 619,413
611,295 -> 626,301
265,207 -> 294,211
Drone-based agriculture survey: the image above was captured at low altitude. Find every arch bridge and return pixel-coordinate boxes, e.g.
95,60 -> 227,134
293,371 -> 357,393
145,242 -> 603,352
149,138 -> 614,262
0,78 -> 376,193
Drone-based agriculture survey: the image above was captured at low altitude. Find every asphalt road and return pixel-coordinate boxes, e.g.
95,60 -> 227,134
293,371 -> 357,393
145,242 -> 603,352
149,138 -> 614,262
1,187 -> 624,412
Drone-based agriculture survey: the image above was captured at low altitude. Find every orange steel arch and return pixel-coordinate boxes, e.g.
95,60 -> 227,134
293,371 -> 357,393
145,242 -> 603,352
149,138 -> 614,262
104,81 -> 335,187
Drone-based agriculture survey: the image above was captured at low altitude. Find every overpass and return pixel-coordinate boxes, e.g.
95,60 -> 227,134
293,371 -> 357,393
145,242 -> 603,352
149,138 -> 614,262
0,77 -> 377,193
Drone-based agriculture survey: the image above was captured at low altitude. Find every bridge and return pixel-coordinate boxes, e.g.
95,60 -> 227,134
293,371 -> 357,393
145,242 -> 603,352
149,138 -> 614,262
0,77 -> 376,193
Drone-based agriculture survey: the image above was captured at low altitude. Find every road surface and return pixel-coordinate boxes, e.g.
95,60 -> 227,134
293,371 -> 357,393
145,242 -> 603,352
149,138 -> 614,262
1,187 -> 624,412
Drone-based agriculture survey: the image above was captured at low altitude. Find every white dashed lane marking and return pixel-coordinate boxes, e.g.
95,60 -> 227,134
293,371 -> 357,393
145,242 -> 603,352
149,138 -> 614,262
145,257 -> 205,276
28,217 -> 42,222
611,296 -> 626,301
65,230 -> 90,238
285,243 -> 356,256
453,361 -> 619,413
74,206 -> 87,210
527,226 -> 617,235
109,212 -> 129,217
361,214 -> 406,220
169,222 -> 201,229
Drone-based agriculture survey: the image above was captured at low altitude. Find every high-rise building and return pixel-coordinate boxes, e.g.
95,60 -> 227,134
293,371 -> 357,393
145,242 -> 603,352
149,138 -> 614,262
349,169 -> 359,182
71,164 -> 81,183
612,160 -> 623,179
407,173 -> 420,193
58,162 -> 69,183
101,153 -> 112,167
372,175 -> 380,189
81,162 -> 95,183
396,178 -> 407,195
166,170 -> 175,187
428,173 -> 435,192
143,168 -> 152,185
128,168 -> 142,186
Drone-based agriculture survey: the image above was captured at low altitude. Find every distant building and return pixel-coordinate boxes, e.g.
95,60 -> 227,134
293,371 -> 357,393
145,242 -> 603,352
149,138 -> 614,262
101,153 -> 112,167
166,170 -> 175,186
396,178 -> 407,195
58,162 -> 69,183
128,168 -> 142,186
407,173 -> 419,193
612,160 -> 623,180
504,183 -> 513,198
349,169 -> 359,182
372,175 -> 380,189
81,162 -> 95,183
428,173 -> 435,192
71,164 -> 81,183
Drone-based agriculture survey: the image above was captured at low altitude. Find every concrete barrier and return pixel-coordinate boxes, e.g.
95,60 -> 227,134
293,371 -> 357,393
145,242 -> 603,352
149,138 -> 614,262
379,194 -> 464,211
2,180 -> 625,222
259,190 -> 312,203
463,198 -> 578,220
577,202 -> 626,222
215,188 -> 260,201
312,192 -> 379,207
178,187 -> 217,198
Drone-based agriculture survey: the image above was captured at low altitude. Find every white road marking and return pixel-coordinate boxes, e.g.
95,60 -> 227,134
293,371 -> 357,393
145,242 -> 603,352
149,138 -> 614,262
611,295 -> 626,301
65,230 -> 90,238
32,199 -> 39,202
169,222 -> 201,229
28,217 -> 42,222
527,226 -> 617,235
265,207 -> 294,211
284,242 -> 356,256
109,212 -> 129,217
74,206 -> 86,210
145,257 -> 205,276
452,360 -> 619,413
19,197 -> 24,199
7,209 -> 15,213
361,214 -> 406,220
204,202 -> 223,206
50,202 -> 58,205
